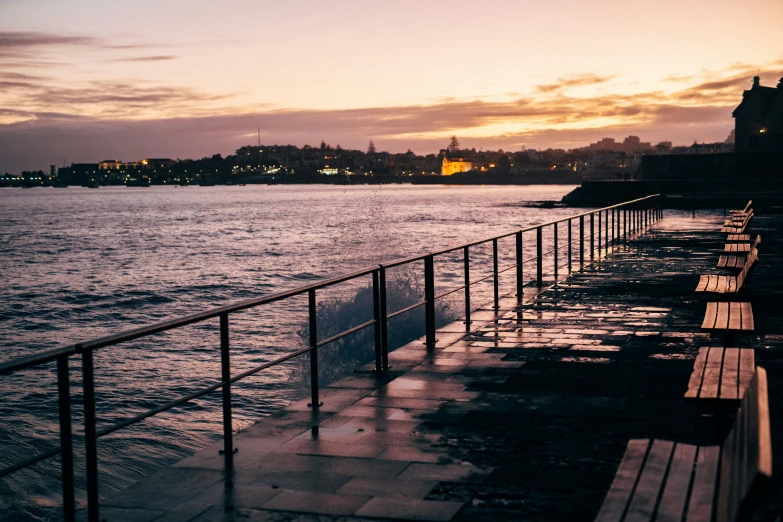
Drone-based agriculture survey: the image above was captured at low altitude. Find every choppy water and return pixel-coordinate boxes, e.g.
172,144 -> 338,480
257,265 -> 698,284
0,184 -> 581,521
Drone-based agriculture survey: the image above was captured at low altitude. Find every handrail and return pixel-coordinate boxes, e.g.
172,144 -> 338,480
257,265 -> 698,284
0,193 -> 662,522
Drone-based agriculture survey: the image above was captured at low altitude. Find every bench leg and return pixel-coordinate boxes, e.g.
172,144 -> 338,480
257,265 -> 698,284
713,400 -> 733,443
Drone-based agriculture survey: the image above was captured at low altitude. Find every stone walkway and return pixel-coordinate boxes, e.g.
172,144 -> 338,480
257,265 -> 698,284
88,213 -> 783,522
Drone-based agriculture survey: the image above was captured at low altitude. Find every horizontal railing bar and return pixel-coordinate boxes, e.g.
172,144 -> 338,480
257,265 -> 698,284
0,345 -> 76,375
80,267 -> 381,352
524,194 -> 658,230
432,260 -> 519,301
0,445 -> 63,479
433,285 -> 466,301
386,300 -> 426,320
229,346 -> 312,383
96,381 -> 225,438
316,319 -> 376,348
430,231 -> 519,256
96,345 -> 314,439
381,254 -> 429,269
0,194 -> 661,375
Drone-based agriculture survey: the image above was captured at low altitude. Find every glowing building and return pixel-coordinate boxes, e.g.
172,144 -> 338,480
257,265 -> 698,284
441,157 -> 472,176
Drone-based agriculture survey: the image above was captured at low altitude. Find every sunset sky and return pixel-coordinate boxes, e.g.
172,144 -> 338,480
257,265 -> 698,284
2,0 -> 783,171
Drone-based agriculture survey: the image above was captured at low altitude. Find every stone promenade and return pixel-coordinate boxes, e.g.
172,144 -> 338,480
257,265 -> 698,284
88,213 -> 783,522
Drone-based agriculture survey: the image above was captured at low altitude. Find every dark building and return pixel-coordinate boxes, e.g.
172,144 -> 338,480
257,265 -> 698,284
58,163 -> 99,185
733,76 -> 783,152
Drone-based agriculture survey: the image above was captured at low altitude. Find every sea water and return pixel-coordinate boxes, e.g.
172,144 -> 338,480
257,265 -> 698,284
0,184 -> 581,521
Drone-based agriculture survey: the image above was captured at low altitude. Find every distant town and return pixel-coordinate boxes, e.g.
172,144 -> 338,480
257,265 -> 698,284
0,133 -> 736,188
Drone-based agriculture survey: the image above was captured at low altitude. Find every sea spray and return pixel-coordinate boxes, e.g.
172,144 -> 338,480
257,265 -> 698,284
294,273 -> 457,386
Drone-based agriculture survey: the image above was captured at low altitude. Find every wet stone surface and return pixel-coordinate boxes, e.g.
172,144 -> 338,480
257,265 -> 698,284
86,214 -> 783,521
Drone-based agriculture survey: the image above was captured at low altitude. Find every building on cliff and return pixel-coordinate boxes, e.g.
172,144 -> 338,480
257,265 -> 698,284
733,76 -> 783,152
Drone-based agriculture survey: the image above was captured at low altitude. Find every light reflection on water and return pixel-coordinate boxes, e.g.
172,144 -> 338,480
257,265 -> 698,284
0,184 -> 579,520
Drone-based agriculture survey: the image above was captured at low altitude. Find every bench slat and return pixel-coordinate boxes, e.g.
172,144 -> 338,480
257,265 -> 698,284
701,348 -> 723,399
739,349 -> 755,396
701,303 -> 718,329
595,439 -> 650,522
715,302 -> 729,330
685,348 -> 709,399
625,439 -> 674,522
719,348 -> 740,400
741,302 -> 754,331
687,445 -> 720,522
707,276 -> 719,293
696,275 -> 709,292
728,302 -> 742,331
656,443 -> 698,522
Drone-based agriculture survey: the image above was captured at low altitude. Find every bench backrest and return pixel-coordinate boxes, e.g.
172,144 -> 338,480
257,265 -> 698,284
736,236 -> 761,289
734,211 -> 754,233
716,367 -> 772,522
743,200 -> 752,213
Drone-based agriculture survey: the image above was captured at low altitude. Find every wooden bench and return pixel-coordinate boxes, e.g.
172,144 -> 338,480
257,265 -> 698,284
721,211 -> 753,234
697,247 -> 758,294
594,367 -> 771,522
701,302 -> 754,332
717,236 -> 760,270
685,347 -> 755,400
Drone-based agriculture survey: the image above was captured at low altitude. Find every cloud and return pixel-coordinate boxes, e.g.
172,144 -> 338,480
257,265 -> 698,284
107,55 -> 178,63
536,73 -> 618,93
0,31 -> 100,58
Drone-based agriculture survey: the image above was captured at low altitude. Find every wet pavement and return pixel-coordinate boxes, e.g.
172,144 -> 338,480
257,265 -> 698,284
86,213 -> 783,522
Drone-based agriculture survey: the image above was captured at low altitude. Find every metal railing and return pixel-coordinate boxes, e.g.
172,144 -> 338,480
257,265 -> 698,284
0,194 -> 662,522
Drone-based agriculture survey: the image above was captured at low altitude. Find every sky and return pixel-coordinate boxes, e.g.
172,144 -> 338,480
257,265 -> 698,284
1,0 -> 783,172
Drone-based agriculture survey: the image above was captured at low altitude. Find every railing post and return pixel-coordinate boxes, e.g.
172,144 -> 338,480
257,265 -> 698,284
605,210 -> 609,250
623,208 -> 627,240
553,223 -> 558,279
492,239 -> 499,310
515,231 -> 523,304
597,211 -> 601,257
611,208 -> 615,245
579,216 -> 584,266
57,355 -> 75,522
308,289 -> 321,407
536,226 -> 543,285
379,266 -> 389,369
81,346 -> 99,522
567,219 -> 572,272
463,246 -> 471,330
589,213 -> 595,260
219,312 -> 235,476
424,254 -> 436,351
372,270 -> 383,372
